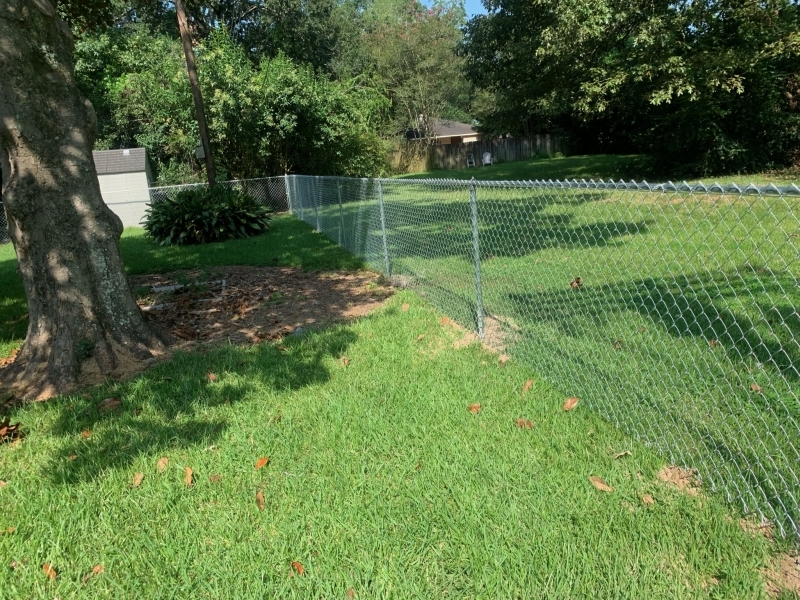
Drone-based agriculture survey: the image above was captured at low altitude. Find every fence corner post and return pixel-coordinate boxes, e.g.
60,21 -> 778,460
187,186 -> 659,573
377,179 -> 391,278
469,178 -> 485,339
285,174 -> 293,214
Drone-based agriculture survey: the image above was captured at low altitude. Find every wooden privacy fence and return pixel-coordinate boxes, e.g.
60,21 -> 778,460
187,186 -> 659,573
428,134 -> 566,172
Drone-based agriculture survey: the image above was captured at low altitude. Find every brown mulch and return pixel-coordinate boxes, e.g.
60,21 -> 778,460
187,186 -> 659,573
131,266 -> 393,350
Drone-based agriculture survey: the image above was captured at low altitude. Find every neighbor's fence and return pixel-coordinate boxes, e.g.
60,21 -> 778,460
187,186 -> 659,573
429,134 -> 566,171
286,174 -> 800,538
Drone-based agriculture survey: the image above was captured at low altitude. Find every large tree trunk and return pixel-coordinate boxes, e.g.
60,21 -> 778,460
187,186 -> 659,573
0,0 -> 167,400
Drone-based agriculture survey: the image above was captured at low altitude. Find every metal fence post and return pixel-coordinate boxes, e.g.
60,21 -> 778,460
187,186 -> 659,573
469,179 -> 485,339
377,180 -> 391,278
314,176 -> 321,232
285,174 -> 293,214
337,179 -> 344,246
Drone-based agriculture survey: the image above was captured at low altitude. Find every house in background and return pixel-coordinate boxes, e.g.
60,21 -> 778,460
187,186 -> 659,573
406,118 -> 483,145
92,148 -> 153,227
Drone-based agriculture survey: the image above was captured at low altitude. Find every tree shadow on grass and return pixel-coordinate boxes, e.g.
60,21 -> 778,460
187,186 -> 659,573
37,325 -> 358,485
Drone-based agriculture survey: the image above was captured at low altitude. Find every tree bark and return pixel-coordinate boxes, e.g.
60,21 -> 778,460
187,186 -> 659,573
0,0 -> 167,400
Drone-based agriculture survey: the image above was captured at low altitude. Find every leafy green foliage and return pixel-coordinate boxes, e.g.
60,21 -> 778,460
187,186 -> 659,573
463,0 -> 800,176
143,186 -> 272,246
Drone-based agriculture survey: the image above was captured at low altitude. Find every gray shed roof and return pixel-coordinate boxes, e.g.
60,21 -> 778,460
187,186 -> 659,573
92,148 -> 148,175
433,119 -> 479,138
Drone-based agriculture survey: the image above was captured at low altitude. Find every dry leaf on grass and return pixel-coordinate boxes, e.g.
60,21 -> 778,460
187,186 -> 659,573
131,473 -> 144,487
347,589 -> 355,598
750,383 -> 762,393
613,450 -> 632,459
82,564 -> 104,583
0,480 -> 6,487
68,455 -> 77,461
515,418 -> 533,429
613,339 -> 623,350
210,474 -> 222,483
207,372 -> 218,383
589,475 -> 613,492
709,339 -> 719,347
81,429 -> 91,439
522,379 -> 533,394
157,457 -> 169,472
184,467 -> 193,487
291,561 -> 305,576
563,397 -> 579,411
468,403 -> 481,414
340,356 -> 351,367
255,457 -> 270,469
0,418 -> 21,443
256,490 -> 265,511
642,494 -> 655,506
1,526 -> 15,535
657,465 -> 699,495
416,334 -> 425,342
42,563 -> 56,580
440,317 -> 451,325
98,397 -> 122,412
498,354 -> 510,365
402,303 -> 409,312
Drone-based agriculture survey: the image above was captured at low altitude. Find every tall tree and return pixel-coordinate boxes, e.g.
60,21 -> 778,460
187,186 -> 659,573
0,0 -> 167,399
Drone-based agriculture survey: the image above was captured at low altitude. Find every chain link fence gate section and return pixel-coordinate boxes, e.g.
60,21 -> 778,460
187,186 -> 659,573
286,174 -> 800,539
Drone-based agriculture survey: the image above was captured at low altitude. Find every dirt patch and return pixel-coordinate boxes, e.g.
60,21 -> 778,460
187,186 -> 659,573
657,465 -> 701,496
740,514 -> 776,541
445,314 -> 520,354
764,553 -> 800,598
131,266 -> 392,350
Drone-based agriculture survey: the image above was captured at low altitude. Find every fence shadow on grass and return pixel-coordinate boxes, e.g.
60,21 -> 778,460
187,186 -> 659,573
37,325 -> 359,485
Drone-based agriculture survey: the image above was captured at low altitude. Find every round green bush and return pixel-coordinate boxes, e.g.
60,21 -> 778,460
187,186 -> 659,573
143,186 -> 272,246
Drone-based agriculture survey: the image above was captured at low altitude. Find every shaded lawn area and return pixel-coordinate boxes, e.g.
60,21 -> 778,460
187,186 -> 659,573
399,153 -> 800,186
0,290 -> 783,598
0,214 -> 363,359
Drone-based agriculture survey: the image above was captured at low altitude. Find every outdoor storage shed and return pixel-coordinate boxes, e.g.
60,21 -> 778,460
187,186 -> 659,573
92,148 -> 153,227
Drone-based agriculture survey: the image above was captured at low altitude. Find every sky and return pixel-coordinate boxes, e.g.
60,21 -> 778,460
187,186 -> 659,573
464,0 -> 487,17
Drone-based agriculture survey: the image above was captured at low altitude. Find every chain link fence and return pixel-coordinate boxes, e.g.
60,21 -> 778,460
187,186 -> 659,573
0,201 -> 9,244
287,174 -> 800,538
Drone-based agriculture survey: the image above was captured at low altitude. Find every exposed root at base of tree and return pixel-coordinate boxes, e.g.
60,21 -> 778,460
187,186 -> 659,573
0,266 -> 393,402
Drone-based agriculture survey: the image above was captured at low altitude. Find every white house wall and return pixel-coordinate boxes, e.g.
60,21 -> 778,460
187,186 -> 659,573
98,172 -> 151,227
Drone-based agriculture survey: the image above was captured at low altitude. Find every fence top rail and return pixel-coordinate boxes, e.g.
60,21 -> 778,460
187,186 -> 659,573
288,175 -> 800,196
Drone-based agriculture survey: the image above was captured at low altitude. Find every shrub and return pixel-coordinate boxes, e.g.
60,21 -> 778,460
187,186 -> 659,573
143,186 -> 272,246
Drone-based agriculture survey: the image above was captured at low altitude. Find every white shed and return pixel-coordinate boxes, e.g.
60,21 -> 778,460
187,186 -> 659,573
93,148 -> 153,227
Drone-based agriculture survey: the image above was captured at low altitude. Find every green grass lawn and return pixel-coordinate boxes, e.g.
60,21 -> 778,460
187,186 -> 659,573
399,153 -> 800,186
298,176 -> 800,540
0,288 -> 787,598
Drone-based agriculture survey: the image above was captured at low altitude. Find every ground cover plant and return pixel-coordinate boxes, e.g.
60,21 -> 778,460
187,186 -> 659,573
0,289 -> 793,598
399,154 -> 800,186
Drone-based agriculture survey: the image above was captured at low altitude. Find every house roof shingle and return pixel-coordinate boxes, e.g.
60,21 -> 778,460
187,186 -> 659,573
92,148 -> 148,175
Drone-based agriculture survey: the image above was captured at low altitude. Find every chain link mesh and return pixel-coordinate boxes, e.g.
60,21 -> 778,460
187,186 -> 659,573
0,201 -> 9,244
287,174 -> 800,538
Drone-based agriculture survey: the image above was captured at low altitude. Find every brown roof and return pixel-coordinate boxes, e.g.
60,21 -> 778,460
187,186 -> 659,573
92,148 -> 148,175
433,119 -> 479,138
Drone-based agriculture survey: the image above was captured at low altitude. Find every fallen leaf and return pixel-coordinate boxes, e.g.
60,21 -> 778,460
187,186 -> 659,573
256,490 -> 265,510
0,418 -> 21,443
9,560 -> 19,570
563,397 -> 579,411
277,345 -> 287,352
210,474 -> 222,483
468,403 -> 481,414
750,383 -> 762,393
340,356 -> 351,367
68,455 -> 77,461
709,339 -> 719,347
416,334 -> 425,342
642,494 -> 655,505
0,526 -> 14,535
98,397 -> 122,412
613,450 -> 632,459
255,457 -> 270,469
291,561 -> 305,576
498,354 -> 510,365
515,418 -> 533,429
347,589 -> 355,598
81,430 -> 91,439
0,480 -> 5,487
522,379 -> 533,394
184,467 -> 193,487
569,277 -> 583,289
401,303 -> 409,312
638,326 -> 647,332
82,564 -> 104,583
207,372 -> 218,383
657,465 -> 700,495
43,563 -> 57,580
613,339 -> 623,350
589,475 -> 613,492
132,473 -> 144,487
440,317 -> 451,325
157,456 -> 169,472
